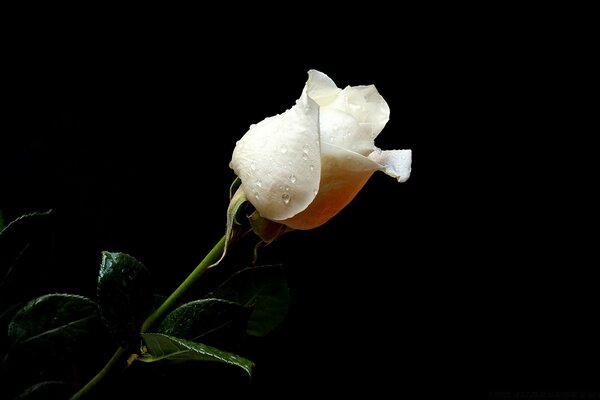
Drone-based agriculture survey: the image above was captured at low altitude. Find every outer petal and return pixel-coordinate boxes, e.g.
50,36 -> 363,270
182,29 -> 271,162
340,85 -> 390,139
282,143 -> 381,230
368,148 -> 412,182
230,91 -> 321,221
307,70 -> 376,156
306,69 -> 340,106
306,70 -> 390,148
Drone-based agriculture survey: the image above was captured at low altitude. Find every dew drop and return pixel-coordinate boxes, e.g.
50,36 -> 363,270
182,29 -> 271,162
303,144 -> 310,152
313,189 -> 318,196
302,153 -> 309,161
253,191 -> 259,199
280,145 -> 288,154
282,193 -> 290,204
289,175 -> 297,184
256,179 -> 262,188
279,185 -> 284,190
309,164 -> 315,172
284,185 -> 290,191
250,161 -> 256,171
329,136 -> 335,143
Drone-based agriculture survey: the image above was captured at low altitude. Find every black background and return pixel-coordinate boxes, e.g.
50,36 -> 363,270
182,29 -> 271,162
1,8 -> 594,399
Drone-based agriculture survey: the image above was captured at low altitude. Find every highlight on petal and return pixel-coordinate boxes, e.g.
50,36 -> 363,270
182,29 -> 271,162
343,85 -> 390,139
368,149 -> 412,182
230,91 -> 321,221
306,69 -> 339,106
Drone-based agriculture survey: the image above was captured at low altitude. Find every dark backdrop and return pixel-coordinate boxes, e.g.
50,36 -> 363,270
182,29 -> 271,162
1,9 -> 594,399
1,24 -> 438,398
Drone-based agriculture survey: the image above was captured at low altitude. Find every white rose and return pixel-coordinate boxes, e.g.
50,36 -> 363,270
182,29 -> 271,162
230,69 -> 412,230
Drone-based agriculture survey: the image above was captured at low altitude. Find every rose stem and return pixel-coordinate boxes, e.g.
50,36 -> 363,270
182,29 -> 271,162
70,234 -> 227,400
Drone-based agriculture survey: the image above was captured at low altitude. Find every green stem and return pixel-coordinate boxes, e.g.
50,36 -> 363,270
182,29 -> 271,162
70,234 -> 227,400
70,347 -> 126,400
140,234 -> 227,332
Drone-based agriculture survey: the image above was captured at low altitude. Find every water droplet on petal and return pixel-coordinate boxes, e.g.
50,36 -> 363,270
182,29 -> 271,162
256,179 -> 262,188
253,191 -> 259,199
250,161 -> 256,171
284,185 -> 290,191
313,189 -> 318,196
309,165 -> 315,172
303,144 -> 310,153
289,175 -> 297,183
279,185 -> 284,190
280,145 -> 288,154
282,193 -> 290,204
329,136 -> 335,143
302,152 -> 309,161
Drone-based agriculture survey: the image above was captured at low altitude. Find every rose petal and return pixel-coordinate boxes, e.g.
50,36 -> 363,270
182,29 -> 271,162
342,85 -> 390,139
319,107 -> 374,156
306,70 -> 390,140
306,70 -> 339,106
230,91 -> 321,221
368,148 -> 412,182
282,143 -> 381,230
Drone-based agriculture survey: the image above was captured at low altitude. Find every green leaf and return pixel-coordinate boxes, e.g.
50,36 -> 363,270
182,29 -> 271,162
0,210 -> 52,268
7,294 -> 99,359
0,210 -> 52,287
97,252 -> 153,350
208,265 -> 290,336
0,211 -> 53,323
157,299 -> 251,346
140,333 -> 253,376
